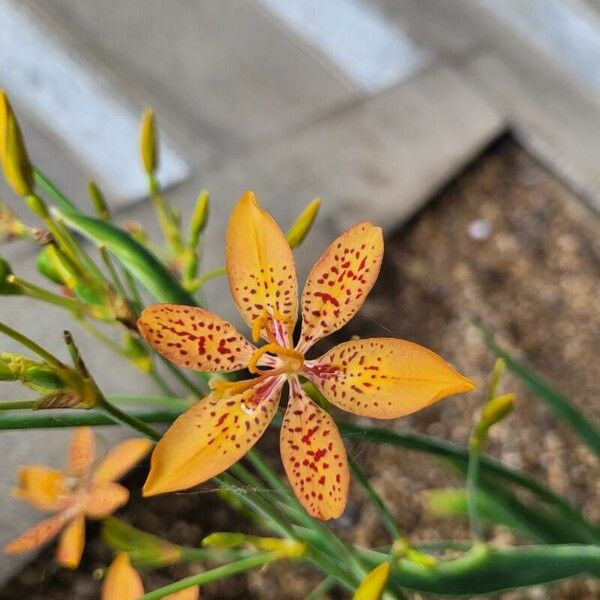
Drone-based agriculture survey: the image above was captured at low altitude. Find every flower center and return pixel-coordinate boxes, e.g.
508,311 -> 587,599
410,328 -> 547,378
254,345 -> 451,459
247,343 -> 304,375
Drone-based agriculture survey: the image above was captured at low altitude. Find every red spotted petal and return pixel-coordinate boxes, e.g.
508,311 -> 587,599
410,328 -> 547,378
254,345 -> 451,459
69,427 -> 95,479
226,192 -> 298,346
280,378 -> 349,520
298,222 -> 383,351
305,338 -> 475,418
85,482 -> 129,519
138,304 -> 255,372
143,376 -> 284,496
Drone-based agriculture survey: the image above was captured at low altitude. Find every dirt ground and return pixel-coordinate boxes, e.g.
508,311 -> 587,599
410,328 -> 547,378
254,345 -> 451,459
1,137 -> 599,599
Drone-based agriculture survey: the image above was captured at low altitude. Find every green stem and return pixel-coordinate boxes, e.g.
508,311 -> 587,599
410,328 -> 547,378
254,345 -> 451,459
196,265 -> 226,287
349,457 -> 404,541
140,553 -> 278,600
466,453 -> 483,541
303,575 -> 337,600
96,396 -> 161,442
9,275 -> 85,313
0,400 -> 37,410
0,321 -> 66,369
0,408 -> 181,429
149,368 -> 178,397
158,355 -> 206,396
99,246 -> 127,298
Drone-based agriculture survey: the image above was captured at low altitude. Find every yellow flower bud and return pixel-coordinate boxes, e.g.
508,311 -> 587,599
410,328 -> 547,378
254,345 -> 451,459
286,197 -> 320,249
139,108 -> 158,175
0,91 -> 34,197
481,393 -> 515,429
189,190 -> 209,248
353,562 -> 390,600
88,181 -> 111,220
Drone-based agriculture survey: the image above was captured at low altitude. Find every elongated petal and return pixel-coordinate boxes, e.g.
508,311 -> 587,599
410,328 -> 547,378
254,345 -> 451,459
226,192 -> 298,345
56,514 -> 85,569
3,512 -> 68,555
93,438 -> 153,484
298,222 -> 383,351
306,338 -> 475,419
144,376 -> 284,496
69,427 -> 95,479
85,482 -> 129,519
354,562 -> 390,600
13,466 -> 68,511
138,304 -> 254,372
280,378 -> 349,520
102,553 -> 144,600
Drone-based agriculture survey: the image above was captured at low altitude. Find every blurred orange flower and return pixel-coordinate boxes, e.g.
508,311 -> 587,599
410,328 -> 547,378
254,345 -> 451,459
4,427 -> 152,568
139,192 -> 474,519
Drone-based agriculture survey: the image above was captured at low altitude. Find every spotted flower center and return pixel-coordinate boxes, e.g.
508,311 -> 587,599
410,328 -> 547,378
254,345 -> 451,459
247,343 -> 304,375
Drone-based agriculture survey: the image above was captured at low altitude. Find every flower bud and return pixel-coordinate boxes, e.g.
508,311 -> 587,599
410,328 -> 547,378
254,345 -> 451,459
88,181 -> 111,220
189,190 -> 209,249
36,245 -> 67,286
353,562 -> 390,600
139,109 -> 158,175
203,532 -> 306,559
0,256 -> 22,294
286,198 -> 320,249
0,353 -> 63,390
0,91 -> 34,197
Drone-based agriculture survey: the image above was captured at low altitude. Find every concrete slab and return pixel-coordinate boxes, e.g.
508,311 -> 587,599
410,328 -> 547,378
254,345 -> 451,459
466,52 -> 600,212
39,0 -> 358,160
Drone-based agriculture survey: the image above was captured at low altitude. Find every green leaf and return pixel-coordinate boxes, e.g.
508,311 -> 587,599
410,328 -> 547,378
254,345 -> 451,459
479,325 -> 600,458
361,543 -> 600,595
59,212 -> 196,306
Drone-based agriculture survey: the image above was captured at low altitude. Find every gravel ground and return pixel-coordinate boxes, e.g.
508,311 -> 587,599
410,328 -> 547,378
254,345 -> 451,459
1,137 -> 598,599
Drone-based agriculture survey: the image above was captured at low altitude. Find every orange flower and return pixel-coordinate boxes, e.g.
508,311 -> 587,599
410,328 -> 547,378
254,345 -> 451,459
3,428 -> 152,568
139,192 -> 474,519
102,553 -> 199,600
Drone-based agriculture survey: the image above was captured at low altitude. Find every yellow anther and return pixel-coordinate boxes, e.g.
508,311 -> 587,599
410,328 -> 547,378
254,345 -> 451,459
247,343 -> 304,375
251,314 -> 270,343
251,310 -> 294,344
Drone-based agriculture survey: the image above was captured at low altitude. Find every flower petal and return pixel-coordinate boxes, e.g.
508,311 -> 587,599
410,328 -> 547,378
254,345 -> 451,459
306,338 -> 475,418
298,222 -> 383,351
13,466 -> 68,511
56,514 -> 85,569
3,512 -> 69,555
93,438 -> 153,484
280,378 -> 349,520
69,427 -> 96,479
144,376 -> 284,496
102,553 -> 145,600
226,192 -> 298,346
138,304 -> 255,372
85,482 -> 129,519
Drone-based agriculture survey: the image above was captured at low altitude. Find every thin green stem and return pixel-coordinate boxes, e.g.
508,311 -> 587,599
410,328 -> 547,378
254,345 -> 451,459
349,457 -> 403,541
303,575 -> 337,600
99,246 -> 127,298
467,453 -> 483,541
158,354 -> 206,396
0,400 -> 37,410
33,167 -> 78,212
0,321 -> 66,369
196,265 -> 226,287
140,553 -> 278,600
0,408 -> 181,430
8,275 -> 85,313
149,367 -> 178,397
96,396 -> 161,442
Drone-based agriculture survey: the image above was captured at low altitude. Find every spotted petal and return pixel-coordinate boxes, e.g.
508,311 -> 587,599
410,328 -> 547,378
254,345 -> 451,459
56,514 -> 85,569
144,376 -> 284,496
280,378 -> 349,520
69,427 -> 95,479
102,553 -> 144,600
298,222 -> 383,351
13,466 -> 68,511
138,304 -> 255,372
306,338 -> 475,419
226,192 -> 298,346
93,438 -> 153,484
3,512 -> 69,555
85,482 -> 129,518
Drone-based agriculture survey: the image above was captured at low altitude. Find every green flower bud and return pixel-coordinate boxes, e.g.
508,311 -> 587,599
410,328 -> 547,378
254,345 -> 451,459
189,190 -> 209,248
0,91 -> 34,197
140,109 -> 158,175
0,255 -> 22,294
286,198 -> 321,249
